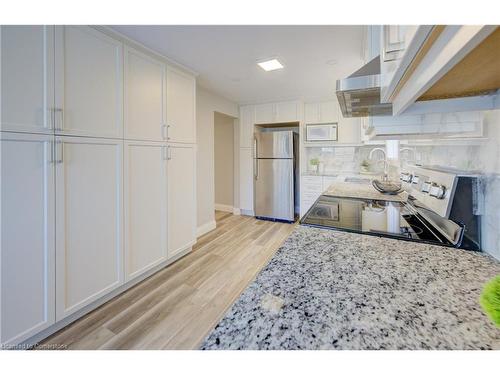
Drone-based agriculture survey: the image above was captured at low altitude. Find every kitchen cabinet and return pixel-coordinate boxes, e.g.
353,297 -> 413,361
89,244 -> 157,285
300,176 -> 323,216
54,26 -> 123,138
239,148 -> 254,213
1,26 -> 55,134
275,101 -> 301,123
167,144 -> 197,259
124,141 -> 168,281
0,133 -> 55,346
55,136 -> 123,320
255,103 -> 275,124
239,105 -> 256,148
380,25 -> 499,115
254,100 -> 302,124
166,66 -> 196,143
124,46 -> 167,141
365,111 -> 483,139
304,101 -> 339,124
338,117 -> 361,143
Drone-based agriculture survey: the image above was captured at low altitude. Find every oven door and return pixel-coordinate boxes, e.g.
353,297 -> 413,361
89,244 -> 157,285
305,124 -> 338,142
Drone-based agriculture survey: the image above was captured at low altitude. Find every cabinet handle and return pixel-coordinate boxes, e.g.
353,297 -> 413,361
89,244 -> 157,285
48,108 -> 55,130
49,140 -> 55,164
167,124 -> 171,140
161,124 -> 167,140
56,140 -> 63,163
167,146 -> 172,160
54,108 -> 64,131
162,146 -> 168,160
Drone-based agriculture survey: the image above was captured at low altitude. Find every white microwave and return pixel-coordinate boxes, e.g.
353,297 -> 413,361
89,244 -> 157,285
305,123 -> 338,142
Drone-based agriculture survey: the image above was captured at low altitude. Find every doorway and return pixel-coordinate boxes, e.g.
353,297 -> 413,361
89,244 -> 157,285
214,112 -> 236,213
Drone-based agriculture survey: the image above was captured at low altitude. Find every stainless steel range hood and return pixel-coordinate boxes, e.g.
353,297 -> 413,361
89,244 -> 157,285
336,56 -> 393,118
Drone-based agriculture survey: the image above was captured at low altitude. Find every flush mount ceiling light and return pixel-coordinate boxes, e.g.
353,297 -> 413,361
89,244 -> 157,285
257,59 -> 284,72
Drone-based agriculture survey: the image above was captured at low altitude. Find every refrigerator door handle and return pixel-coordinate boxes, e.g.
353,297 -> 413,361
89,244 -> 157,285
254,136 -> 258,179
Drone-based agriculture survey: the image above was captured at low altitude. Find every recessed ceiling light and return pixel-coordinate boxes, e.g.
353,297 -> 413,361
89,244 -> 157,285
257,59 -> 284,72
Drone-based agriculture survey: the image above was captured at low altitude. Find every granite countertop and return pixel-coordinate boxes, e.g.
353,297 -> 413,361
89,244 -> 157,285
201,226 -> 500,350
324,181 -> 408,202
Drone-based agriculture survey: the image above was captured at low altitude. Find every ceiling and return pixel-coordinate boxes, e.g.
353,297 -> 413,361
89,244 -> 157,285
110,25 -> 366,104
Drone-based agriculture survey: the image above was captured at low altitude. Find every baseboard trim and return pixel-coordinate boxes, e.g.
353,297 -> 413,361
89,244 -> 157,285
214,203 -> 234,213
232,207 -> 241,215
197,220 -> 216,237
19,245 -> 194,349
240,209 -> 255,217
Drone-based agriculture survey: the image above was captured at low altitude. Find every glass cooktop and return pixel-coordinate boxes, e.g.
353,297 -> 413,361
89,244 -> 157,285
301,195 -> 453,246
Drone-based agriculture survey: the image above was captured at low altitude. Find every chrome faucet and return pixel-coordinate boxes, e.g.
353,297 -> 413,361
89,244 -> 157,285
368,147 -> 388,180
400,147 -> 417,165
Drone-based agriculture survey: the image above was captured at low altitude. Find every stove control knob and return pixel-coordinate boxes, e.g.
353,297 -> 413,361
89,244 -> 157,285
429,183 -> 446,199
400,172 -> 412,183
421,181 -> 432,193
412,175 -> 420,184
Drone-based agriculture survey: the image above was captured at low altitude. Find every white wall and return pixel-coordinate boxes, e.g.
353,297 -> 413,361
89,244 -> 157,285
214,112 -> 234,209
196,86 -> 238,236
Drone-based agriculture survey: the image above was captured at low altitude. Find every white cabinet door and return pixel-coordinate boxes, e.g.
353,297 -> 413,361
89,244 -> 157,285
1,133 -> 55,346
255,103 -> 275,124
239,105 -> 256,148
124,141 -> 168,281
275,101 -> 301,123
338,117 -> 361,143
305,101 -> 338,124
167,144 -> 196,259
239,148 -> 254,213
1,26 -> 54,134
55,26 -> 123,138
166,67 -> 196,143
319,101 -> 339,123
55,136 -> 123,320
124,47 -> 166,141
304,103 -> 320,124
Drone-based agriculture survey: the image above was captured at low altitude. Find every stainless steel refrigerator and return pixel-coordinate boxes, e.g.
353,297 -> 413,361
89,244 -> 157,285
254,130 -> 299,222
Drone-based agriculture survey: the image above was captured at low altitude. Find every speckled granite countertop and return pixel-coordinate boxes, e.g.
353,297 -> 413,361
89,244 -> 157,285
201,226 -> 500,350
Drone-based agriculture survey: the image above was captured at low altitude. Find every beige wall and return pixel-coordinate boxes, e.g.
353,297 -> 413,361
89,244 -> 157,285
214,112 -> 234,208
196,86 -> 238,235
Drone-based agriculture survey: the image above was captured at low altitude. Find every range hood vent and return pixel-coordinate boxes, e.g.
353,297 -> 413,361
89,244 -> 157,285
336,56 -> 392,118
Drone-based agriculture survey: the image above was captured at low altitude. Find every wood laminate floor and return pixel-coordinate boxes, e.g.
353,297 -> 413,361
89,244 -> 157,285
40,212 -> 296,350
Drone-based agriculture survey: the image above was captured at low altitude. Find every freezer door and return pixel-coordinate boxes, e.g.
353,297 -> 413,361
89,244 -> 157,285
254,131 -> 293,159
254,159 -> 294,221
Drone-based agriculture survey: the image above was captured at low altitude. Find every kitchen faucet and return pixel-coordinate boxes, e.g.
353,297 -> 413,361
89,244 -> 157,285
368,147 -> 389,181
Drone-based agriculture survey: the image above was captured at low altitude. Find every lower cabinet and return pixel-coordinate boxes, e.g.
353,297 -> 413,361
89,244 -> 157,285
124,141 -> 168,281
1,135 -> 197,346
1,132 -> 55,346
167,144 -> 196,259
55,136 -> 123,320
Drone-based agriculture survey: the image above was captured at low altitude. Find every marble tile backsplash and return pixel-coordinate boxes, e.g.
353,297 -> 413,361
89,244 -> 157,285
305,146 -> 385,175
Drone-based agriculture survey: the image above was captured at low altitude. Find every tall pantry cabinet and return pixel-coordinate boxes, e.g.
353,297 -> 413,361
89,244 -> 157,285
0,25 -> 197,347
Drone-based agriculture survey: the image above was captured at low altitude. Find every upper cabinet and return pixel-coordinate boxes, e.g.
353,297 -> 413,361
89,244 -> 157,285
254,100 -> 302,124
55,26 -> 124,138
305,101 -> 339,124
1,26 -> 55,134
380,25 -> 500,115
166,66 -> 196,143
124,46 -> 167,142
